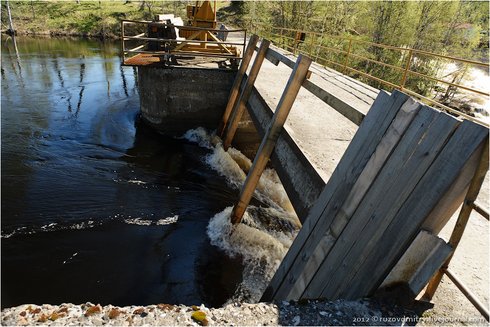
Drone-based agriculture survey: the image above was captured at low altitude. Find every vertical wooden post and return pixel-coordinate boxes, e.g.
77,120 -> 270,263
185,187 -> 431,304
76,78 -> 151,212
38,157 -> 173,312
423,139 -> 489,300
230,54 -> 312,224
121,21 -> 125,63
222,39 -> 271,150
218,34 -> 260,137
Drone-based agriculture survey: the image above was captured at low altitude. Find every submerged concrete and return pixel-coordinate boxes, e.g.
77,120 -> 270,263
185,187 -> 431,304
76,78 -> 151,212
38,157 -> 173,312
138,67 -> 236,134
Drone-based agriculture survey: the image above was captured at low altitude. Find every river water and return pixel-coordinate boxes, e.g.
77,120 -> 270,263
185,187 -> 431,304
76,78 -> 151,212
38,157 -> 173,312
1,36 -> 246,308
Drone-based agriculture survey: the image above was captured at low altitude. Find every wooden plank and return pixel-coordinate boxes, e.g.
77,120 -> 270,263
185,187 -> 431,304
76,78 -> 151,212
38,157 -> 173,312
206,30 -> 233,54
302,79 -> 365,126
380,230 -> 452,296
222,40 -> 270,150
309,108 -> 457,300
262,46 -> 369,126
245,87 -> 326,219
218,34 -> 259,137
343,120 -> 488,299
264,90 -> 407,301
258,45 -> 296,69
423,138 -> 488,300
231,55 -> 312,224
262,90 -> 409,301
287,97 -> 421,300
174,30 -> 203,50
422,143 -> 484,234
265,49 -> 281,66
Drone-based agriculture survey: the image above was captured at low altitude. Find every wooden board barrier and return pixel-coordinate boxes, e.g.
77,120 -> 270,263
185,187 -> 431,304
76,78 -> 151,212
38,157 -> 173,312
262,90 -> 489,303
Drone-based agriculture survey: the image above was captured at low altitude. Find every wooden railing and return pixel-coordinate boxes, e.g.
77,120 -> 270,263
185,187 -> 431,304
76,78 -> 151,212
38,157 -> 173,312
252,24 -> 490,126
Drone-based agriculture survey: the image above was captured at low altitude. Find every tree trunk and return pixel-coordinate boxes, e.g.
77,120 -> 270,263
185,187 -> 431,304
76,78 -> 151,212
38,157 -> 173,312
31,0 -> 36,19
6,0 -> 15,35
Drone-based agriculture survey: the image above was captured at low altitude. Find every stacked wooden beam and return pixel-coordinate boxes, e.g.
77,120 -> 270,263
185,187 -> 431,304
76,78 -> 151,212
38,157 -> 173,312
263,90 -> 488,301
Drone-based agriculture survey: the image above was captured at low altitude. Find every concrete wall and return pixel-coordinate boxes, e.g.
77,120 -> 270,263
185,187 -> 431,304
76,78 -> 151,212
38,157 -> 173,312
138,67 -> 236,134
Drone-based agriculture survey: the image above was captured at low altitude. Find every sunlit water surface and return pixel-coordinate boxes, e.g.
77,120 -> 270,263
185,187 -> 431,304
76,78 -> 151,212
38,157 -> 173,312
1,36 -> 244,308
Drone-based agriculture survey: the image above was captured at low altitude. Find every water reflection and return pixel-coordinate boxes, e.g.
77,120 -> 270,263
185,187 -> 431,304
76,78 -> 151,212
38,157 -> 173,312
1,36 -> 240,308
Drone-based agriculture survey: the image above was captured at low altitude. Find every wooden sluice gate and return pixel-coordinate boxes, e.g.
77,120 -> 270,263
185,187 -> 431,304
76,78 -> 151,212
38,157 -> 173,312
219,35 -> 489,320
121,12 -> 488,314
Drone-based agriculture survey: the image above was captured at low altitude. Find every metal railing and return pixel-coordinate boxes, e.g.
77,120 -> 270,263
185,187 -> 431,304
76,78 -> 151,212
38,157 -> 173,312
121,19 -> 246,66
253,24 -> 489,126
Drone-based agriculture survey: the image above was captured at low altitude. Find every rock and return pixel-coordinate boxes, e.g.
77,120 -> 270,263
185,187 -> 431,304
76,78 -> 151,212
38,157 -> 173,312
37,314 -> 48,323
108,308 -> 121,319
157,304 -> 174,311
84,305 -> 102,317
133,307 -> 145,315
191,311 -> 209,326
292,315 -> 301,326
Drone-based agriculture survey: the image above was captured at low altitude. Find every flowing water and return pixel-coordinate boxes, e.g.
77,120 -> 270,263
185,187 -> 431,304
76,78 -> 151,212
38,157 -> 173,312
1,36 -> 299,309
1,36 -> 248,308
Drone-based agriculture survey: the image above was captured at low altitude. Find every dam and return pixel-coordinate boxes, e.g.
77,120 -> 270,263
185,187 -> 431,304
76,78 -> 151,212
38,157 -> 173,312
121,11 -> 489,320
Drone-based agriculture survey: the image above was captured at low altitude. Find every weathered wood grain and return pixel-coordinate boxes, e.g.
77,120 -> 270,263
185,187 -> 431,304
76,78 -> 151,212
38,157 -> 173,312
343,119 -> 488,299
380,230 -> 452,296
246,86 -> 325,219
310,108 -> 458,300
262,90 -> 409,301
231,55 -> 312,224
223,40 -> 270,150
289,97 -> 421,299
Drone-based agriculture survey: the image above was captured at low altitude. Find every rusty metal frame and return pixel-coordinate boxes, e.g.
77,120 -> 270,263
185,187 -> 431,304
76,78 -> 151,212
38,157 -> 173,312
256,24 -> 490,126
121,20 -> 246,65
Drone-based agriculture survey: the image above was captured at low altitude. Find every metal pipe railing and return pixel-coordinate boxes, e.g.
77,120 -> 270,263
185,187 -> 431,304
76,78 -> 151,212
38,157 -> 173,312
120,20 -> 246,65
255,24 -> 490,124
445,268 -> 489,321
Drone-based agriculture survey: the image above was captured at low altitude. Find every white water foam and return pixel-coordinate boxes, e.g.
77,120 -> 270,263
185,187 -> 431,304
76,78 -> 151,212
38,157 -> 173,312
1,215 -> 179,239
156,215 -> 179,225
208,206 -> 298,302
1,220 -> 99,239
184,128 -> 298,219
183,127 -> 301,302
124,218 -> 153,226
124,215 -> 179,226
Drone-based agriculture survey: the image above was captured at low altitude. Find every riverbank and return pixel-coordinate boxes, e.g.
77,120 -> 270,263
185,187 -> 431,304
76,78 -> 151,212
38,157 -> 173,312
1,1 -> 174,39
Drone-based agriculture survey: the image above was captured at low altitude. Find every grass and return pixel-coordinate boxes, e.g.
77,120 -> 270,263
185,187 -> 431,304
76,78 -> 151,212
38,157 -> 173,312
1,0 -> 190,38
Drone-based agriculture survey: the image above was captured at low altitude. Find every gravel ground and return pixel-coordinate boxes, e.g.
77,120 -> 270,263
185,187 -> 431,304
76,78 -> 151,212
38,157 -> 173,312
1,298 -> 428,327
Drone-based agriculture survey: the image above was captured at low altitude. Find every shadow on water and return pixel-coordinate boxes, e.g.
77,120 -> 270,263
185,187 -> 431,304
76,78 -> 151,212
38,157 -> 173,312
1,36 -> 243,309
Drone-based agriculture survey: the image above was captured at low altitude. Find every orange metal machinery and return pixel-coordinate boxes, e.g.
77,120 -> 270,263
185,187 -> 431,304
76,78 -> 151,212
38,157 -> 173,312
180,0 -> 217,39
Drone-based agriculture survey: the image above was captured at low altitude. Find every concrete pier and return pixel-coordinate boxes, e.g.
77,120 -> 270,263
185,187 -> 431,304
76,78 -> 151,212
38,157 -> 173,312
138,67 -> 236,134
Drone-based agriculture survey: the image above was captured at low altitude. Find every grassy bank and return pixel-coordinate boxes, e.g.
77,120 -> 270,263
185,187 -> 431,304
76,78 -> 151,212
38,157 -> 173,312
1,1 -> 189,38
